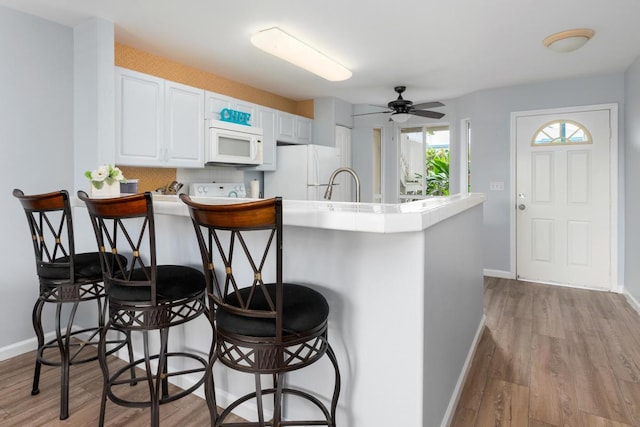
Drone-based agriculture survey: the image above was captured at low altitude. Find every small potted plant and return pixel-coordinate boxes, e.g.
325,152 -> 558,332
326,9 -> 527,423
85,164 -> 125,197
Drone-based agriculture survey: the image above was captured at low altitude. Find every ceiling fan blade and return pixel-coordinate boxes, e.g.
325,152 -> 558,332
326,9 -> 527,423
410,110 -> 446,119
352,111 -> 391,117
412,101 -> 445,110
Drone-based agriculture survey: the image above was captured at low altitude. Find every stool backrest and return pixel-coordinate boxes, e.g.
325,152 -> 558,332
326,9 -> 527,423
180,195 -> 283,340
13,189 -> 76,286
78,191 -> 159,305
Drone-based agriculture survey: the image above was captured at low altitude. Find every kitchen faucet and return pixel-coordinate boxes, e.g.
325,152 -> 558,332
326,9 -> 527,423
324,167 -> 361,202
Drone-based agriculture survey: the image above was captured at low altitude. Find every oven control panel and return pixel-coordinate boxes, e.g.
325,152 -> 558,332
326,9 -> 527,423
189,182 -> 246,198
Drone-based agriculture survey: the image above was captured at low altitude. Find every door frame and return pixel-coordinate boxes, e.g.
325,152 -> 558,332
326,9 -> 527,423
509,103 -> 619,291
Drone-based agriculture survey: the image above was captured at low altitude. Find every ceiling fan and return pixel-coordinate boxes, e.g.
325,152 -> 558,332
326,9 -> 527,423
355,86 -> 445,123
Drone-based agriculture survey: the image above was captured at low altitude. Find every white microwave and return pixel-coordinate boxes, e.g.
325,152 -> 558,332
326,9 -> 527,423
205,119 -> 263,165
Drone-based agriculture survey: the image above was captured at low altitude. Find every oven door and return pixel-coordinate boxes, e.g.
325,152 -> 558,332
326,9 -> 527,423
206,129 -> 262,165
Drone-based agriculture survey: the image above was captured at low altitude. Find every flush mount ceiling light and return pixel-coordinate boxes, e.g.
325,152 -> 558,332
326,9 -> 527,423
543,28 -> 594,53
250,27 -> 352,82
390,112 -> 411,123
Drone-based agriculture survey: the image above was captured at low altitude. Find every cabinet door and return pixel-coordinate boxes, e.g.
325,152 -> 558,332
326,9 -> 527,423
296,117 -> 313,144
253,107 -> 277,171
165,81 -> 205,167
205,91 -> 233,120
115,68 -> 164,166
234,100 -> 257,126
276,111 -> 296,142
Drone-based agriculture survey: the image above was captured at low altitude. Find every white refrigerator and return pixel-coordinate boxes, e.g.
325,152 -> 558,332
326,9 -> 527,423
264,144 -> 341,201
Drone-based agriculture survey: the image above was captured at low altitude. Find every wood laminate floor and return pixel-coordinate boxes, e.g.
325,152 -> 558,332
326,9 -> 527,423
452,277 -> 640,426
0,342 -> 244,426
3,278 -> 640,426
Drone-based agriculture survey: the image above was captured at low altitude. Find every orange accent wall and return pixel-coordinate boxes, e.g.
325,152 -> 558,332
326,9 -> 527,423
117,166 -> 178,194
115,43 -> 313,118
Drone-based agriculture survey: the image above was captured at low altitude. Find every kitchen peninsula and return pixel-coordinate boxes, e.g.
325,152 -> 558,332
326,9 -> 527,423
76,193 -> 486,426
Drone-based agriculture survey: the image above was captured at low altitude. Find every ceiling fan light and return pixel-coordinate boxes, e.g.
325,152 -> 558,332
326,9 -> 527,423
391,112 -> 411,123
543,28 -> 594,53
250,27 -> 352,81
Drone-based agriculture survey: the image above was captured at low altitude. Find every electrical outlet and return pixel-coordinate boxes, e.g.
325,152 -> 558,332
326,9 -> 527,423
489,181 -> 504,191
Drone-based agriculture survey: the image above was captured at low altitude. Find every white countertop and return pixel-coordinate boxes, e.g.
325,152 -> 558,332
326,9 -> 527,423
148,193 -> 486,233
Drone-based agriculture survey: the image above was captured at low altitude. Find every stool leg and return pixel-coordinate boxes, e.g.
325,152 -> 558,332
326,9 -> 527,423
272,373 -> 284,426
254,373 -> 265,425
56,299 -> 79,420
206,320 -> 218,426
326,344 -> 341,427
160,328 -> 169,399
98,319 -> 111,427
125,330 -> 137,385
31,297 -> 45,396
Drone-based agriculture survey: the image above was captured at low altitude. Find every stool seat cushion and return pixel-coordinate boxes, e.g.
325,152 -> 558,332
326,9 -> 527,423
216,283 -> 329,337
110,265 -> 205,303
39,252 -> 126,282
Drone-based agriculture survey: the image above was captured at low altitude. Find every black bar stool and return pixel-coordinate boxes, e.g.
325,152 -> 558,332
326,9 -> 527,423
78,191 -> 211,427
13,188 -> 132,420
181,195 -> 341,426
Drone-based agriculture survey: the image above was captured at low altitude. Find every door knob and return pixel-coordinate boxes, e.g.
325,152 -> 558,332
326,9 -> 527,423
518,204 -> 526,211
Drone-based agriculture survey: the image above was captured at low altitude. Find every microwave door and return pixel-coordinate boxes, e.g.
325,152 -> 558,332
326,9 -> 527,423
218,134 -> 251,158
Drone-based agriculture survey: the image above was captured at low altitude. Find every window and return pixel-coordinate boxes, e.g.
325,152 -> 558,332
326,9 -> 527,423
532,120 -> 592,145
399,125 -> 450,201
461,118 -> 471,194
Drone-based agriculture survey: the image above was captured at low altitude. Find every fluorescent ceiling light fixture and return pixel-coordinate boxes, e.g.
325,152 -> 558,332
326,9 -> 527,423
543,28 -> 594,53
390,113 -> 411,123
251,27 -> 352,82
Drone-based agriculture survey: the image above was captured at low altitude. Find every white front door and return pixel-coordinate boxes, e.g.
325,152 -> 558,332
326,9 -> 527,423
515,108 -> 612,289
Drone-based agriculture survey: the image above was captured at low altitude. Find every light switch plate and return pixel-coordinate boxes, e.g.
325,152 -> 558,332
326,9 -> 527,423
489,181 -> 504,191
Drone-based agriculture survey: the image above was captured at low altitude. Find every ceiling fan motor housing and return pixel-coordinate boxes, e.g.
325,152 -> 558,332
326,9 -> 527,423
389,86 -> 413,112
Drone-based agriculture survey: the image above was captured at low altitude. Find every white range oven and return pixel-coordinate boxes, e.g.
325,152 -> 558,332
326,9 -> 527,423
189,182 -> 247,198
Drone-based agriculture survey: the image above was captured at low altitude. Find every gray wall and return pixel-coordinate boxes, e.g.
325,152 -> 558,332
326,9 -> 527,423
458,73 -> 625,274
354,73 -> 626,275
0,6 -> 74,349
625,57 -> 640,301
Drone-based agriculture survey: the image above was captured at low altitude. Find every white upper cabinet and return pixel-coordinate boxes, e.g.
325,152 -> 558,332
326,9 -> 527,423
204,92 -> 233,120
115,68 -> 312,170
296,116 -> 313,144
115,68 -> 163,165
276,111 -> 313,144
253,107 -> 277,171
115,67 -> 204,168
165,80 -> 205,166
205,92 -> 257,125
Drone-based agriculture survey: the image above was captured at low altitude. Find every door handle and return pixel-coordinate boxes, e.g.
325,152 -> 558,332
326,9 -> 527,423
518,204 -> 526,211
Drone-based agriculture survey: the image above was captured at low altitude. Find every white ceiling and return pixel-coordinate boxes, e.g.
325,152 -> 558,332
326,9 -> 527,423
2,0 -> 640,106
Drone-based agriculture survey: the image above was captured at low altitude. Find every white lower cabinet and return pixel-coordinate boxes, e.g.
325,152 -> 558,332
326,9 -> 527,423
115,67 -> 204,168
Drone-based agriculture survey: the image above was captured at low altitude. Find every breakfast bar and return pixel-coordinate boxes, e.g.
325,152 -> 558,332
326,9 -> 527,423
74,193 -> 486,426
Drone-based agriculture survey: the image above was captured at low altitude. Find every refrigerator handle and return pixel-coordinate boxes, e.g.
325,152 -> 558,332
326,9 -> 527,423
310,147 -> 319,185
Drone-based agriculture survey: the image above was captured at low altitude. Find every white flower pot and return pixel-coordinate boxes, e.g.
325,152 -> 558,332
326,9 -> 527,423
89,180 -> 120,198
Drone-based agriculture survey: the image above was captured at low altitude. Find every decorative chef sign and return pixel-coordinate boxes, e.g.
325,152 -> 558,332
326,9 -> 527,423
220,108 -> 251,126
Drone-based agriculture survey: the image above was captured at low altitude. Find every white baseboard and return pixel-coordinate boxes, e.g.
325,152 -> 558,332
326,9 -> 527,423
0,331 -> 57,362
483,269 -> 514,279
440,315 -> 486,427
624,289 -> 640,315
